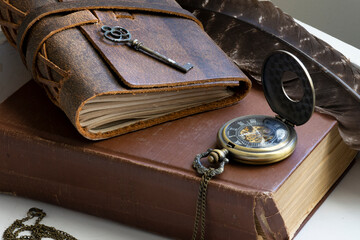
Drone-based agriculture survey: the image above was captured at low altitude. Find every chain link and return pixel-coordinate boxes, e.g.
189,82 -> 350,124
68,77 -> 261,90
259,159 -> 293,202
3,208 -> 77,240
192,149 -> 229,240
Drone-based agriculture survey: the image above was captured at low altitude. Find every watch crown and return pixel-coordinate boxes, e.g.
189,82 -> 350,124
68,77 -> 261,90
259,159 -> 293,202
208,149 -> 229,163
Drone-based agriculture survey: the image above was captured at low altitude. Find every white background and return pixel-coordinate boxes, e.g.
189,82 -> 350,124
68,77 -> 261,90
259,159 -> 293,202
271,0 -> 360,49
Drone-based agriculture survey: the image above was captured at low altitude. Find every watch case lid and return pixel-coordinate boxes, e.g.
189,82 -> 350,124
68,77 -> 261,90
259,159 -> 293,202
261,50 -> 315,126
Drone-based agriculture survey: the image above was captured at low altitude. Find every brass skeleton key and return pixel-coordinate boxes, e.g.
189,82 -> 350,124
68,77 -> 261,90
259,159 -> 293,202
101,26 -> 193,73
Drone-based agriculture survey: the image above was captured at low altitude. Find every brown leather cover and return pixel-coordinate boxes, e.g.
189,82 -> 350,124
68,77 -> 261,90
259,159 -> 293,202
0,0 -> 251,140
0,80 -> 354,239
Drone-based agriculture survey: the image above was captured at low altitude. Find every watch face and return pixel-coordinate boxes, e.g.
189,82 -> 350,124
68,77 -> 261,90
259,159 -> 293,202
218,115 -> 297,164
224,116 -> 289,149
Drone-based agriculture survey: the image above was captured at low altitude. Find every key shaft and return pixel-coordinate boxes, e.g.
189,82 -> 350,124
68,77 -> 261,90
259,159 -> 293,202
130,39 -> 193,73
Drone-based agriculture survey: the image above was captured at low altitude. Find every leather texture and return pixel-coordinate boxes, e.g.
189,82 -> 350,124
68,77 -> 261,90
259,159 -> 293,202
0,0 -> 251,140
0,80 -> 355,240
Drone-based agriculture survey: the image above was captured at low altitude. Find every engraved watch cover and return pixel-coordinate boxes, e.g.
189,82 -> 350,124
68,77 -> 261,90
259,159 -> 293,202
217,51 -> 315,164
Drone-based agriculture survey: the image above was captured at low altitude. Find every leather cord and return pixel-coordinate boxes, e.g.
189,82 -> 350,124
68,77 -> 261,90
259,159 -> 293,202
16,0 -> 203,63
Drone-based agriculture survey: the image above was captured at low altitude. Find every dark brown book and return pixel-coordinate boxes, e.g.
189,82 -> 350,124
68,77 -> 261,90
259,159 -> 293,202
0,0 -> 251,140
0,80 -> 356,239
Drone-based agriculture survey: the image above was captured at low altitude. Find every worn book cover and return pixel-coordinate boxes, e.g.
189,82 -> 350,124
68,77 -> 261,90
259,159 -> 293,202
0,0 -> 251,140
0,79 -> 356,239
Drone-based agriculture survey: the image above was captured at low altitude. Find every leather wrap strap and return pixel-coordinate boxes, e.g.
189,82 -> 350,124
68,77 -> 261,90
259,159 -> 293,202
26,10 -> 98,76
16,0 -> 202,62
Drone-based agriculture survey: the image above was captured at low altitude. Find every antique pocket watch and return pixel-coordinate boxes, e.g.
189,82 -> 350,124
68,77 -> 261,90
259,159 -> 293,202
191,50 -> 315,239
216,50 -> 315,165
194,50 -> 315,171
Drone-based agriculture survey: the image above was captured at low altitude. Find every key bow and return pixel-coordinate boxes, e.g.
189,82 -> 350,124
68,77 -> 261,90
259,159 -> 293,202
101,25 -> 131,43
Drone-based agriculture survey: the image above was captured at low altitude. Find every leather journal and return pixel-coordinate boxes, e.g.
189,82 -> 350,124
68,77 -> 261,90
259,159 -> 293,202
0,0 -> 251,140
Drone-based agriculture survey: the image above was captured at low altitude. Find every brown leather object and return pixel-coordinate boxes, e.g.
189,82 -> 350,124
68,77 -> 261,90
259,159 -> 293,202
0,80 -> 355,239
0,0 -> 251,140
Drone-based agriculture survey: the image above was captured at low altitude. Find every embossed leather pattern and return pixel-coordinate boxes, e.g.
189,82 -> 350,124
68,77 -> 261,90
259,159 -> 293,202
0,0 -> 251,139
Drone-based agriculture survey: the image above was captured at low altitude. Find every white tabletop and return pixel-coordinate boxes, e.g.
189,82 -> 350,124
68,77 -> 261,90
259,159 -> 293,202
0,22 -> 360,240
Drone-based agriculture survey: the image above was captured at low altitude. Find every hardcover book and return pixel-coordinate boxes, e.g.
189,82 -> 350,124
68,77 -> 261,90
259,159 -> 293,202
0,79 -> 356,239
